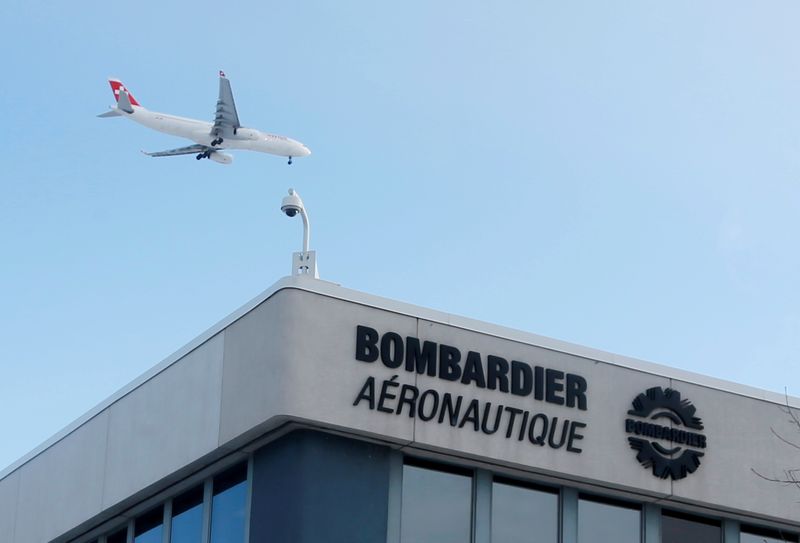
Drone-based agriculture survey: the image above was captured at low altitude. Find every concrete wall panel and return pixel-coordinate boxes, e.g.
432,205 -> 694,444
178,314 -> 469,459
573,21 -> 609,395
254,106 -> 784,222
668,380 -> 800,523
0,469 -> 20,541
103,333 -> 224,508
15,411 -> 108,543
219,289 -> 417,447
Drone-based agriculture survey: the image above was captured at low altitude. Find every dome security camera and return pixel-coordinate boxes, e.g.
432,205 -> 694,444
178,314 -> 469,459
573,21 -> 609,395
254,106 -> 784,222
278,188 -> 317,277
281,188 -> 304,217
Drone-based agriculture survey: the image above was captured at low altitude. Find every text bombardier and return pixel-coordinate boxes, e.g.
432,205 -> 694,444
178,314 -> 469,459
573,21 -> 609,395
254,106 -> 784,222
355,325 -> 588,410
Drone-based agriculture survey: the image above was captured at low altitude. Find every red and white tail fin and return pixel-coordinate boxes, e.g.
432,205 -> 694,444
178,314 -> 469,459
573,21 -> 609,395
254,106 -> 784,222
108,79 -> 140,106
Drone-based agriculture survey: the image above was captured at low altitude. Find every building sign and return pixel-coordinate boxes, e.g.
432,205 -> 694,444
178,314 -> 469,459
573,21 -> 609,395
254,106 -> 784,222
625,387 -> 707,480
351,325 -> 589,453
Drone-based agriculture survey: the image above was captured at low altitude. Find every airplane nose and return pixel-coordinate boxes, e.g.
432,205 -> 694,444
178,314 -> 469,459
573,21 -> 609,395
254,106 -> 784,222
300,144 -> 311,157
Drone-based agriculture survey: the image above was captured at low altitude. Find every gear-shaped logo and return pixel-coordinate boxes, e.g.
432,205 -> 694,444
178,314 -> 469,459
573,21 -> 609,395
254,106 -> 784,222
625,387 -> 708,481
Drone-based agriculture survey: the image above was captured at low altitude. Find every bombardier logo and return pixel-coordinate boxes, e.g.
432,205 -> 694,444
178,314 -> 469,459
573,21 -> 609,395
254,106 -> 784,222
625,387 -> 707,481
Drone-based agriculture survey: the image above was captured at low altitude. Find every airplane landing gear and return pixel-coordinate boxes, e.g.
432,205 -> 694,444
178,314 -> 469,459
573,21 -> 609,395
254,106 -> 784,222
288,156 -> 293,165
196,153 -> 203,160
196,151 -> 212,160
211,138 -> 223,146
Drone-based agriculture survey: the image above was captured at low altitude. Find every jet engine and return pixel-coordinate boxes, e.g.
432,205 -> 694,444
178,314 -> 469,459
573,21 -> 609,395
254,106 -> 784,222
209,151 -> 234,164
234,128 -> 259,140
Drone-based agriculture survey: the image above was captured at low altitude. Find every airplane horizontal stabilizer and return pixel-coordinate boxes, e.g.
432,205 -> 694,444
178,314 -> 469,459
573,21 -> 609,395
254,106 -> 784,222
97,109 -> 123,118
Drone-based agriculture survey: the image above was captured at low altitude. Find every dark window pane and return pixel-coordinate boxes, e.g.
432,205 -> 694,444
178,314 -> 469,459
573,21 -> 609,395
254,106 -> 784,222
662,510 -> 720,543
134,507 -> 163,543
400,462 -> 472,543
742,526 -> 799,543
578,496 -> 640,543
214,463 -> 248,495
172,486 -> 204,543
492,480 -> 558,543
107,528 -> 127,543
210,464 -> 248,543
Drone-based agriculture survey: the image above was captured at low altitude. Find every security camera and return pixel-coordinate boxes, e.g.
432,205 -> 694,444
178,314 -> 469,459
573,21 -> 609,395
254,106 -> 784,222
278,188 -> 317,277
281,188 -> 304,218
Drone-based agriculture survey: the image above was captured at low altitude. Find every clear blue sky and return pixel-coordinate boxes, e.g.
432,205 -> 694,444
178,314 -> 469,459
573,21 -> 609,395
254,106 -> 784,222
2,1 -> 799,471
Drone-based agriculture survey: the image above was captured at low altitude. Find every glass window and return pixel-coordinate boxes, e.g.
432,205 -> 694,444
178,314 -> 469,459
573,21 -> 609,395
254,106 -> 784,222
171,485 -> 204,543
741,526 -> 799,543
578,495 -> 640,543
491,479 -> 558,543
400,461 -> 472,543
662,510 -> 720,543
106,528 -> 127,543
210,463 -> 248,543
134,507 -> 163,543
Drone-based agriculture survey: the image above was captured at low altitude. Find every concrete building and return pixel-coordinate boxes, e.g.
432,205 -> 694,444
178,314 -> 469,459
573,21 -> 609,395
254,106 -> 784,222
1,275 -> 798,542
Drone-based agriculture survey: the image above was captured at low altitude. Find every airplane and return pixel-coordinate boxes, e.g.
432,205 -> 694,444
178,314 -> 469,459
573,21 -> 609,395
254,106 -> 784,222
98,71 -> 311,165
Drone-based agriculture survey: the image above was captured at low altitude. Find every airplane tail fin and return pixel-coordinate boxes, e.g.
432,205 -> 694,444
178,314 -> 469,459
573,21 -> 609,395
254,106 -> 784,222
108,79 -> 141,107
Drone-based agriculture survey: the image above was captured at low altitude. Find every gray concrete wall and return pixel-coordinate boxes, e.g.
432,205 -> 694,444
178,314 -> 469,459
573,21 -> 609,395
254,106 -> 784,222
0,331 -> 230,543
1,276 -> 798,542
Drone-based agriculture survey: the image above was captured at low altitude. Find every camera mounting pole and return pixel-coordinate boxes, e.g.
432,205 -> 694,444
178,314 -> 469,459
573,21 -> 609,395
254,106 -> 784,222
281,188 -> 318,278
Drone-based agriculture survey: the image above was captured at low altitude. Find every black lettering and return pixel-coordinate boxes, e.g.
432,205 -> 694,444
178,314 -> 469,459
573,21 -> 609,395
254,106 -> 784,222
487,355 -> 509,392
439,345 -> 462,381
534,366 -> 544,401
461,351 -> 487,388
355,325 -> 379,362
377,375 -> 399,413
545,369 -> 565,405
504,406 -> 523,438
517,411 -> 530,441
567,421 -> 586,453
480,403 -> 503,434
396,384 -> 419,417
528,413 -> 548,445
459,399 -> 480,431
547,417 -> 569,449
625,419 -> 634,433
511,361 -> 533,396
405,337 -> 437,376
566,374 -> 587,410
417,389 -> 440,421
439,393 -> 463,426
353,376 -> 376,409
380,332 -> 404,369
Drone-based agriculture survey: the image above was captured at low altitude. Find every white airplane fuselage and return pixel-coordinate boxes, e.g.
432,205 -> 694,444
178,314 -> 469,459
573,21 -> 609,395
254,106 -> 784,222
125,106 -> 310,158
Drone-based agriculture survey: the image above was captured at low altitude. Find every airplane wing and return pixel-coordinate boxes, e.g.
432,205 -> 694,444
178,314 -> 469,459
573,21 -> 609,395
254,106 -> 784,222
142,144 -> 210,157
211,71 -> 241,140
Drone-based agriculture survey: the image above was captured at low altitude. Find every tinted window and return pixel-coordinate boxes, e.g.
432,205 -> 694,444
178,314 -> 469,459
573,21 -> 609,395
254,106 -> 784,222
578,496 -> 640,543
400,462 -> 472,543
172,486 -> 204,543
107,528 -> 127,543
741,526 -> 799,543
134,507 -> 163,543
210,463 -> 248,543
662,510 -> 720,543
492,479 -> 558,543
